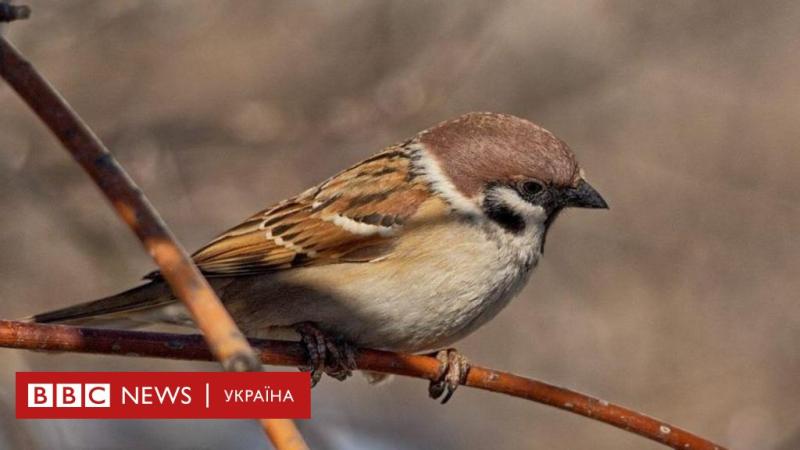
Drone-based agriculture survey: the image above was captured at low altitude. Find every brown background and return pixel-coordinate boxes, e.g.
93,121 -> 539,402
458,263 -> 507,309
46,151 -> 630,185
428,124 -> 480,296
1,1 -> 799,449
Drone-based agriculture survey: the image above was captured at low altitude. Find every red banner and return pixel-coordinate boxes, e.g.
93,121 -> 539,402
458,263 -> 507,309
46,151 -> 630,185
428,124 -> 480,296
16,372 -> 310,419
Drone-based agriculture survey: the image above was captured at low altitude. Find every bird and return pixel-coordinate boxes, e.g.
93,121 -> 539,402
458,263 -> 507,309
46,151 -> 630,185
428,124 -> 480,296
26,112 -> 608,402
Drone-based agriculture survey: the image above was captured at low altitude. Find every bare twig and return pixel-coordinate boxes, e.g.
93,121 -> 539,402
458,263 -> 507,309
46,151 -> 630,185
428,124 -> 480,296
0,320 -> 727,450
0,34 -> 305,448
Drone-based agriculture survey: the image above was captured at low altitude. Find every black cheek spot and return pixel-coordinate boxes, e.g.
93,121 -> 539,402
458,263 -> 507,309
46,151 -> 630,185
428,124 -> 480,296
483,199 -> 525,234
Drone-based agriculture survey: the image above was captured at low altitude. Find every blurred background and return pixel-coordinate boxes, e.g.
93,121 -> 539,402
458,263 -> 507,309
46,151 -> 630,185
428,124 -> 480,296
1,1 -> 799,449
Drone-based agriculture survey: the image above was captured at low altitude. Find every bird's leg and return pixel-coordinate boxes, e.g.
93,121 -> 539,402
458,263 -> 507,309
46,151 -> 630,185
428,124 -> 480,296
294,322 -> 357,385
428,348 -> 470,404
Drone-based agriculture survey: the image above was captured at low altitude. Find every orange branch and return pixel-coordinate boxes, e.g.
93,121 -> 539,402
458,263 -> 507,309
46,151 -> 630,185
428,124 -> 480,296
0,320 -> 727,450
262,419 -> 311,450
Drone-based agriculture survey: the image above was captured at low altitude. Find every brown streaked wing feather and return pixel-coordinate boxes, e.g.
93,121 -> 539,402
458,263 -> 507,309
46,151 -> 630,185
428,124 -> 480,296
191,147 -> 433,276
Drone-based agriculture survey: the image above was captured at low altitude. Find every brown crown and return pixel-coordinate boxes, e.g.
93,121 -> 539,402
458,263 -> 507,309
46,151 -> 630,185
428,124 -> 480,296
417,112 -> 580,197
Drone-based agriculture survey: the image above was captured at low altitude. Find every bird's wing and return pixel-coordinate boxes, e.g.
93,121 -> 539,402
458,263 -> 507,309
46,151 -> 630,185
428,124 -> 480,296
190,147 -> 436,276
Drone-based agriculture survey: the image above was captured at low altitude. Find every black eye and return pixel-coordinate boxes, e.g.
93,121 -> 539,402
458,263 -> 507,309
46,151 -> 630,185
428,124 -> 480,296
520,180 -> 544,196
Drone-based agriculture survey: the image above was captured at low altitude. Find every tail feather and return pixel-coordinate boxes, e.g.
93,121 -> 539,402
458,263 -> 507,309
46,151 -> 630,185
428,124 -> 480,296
25,282 -> 174,325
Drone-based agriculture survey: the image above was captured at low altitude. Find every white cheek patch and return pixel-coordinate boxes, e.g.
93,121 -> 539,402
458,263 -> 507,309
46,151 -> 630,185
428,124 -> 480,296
408,143 -> 481,216
493,186 -> 547,225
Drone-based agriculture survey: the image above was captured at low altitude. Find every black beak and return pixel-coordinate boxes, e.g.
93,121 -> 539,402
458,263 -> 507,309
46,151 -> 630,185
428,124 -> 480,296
562,179 -> 608,209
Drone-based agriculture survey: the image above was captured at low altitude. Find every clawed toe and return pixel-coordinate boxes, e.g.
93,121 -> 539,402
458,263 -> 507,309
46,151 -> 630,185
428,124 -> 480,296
295,322 -> 357,385
324,337 -> 357,381
428,348 -> 470,404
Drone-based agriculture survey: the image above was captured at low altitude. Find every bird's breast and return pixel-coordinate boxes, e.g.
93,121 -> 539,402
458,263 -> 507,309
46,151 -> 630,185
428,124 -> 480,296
279,217 -> 543,352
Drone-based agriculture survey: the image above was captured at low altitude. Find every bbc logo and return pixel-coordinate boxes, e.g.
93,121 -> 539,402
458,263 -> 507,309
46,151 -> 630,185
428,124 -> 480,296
27,383 -> 110,408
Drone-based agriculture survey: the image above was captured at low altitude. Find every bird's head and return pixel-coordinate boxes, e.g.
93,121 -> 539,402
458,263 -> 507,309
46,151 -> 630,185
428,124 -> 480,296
414,112 -> 607,234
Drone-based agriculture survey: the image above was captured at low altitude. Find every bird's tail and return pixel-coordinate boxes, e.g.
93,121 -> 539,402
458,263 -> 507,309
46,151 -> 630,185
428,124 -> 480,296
21,281 -> 175,328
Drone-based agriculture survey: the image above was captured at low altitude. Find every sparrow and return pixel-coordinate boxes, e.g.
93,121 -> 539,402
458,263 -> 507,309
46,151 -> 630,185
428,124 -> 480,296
27,112 -> 608,402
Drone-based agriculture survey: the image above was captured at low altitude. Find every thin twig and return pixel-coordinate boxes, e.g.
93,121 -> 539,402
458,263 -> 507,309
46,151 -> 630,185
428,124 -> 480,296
0,320 -> 727,450
0,34 -> 306,448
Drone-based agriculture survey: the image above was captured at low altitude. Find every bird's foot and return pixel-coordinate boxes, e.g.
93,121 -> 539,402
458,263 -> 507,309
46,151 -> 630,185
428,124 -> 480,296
428,348 -> 470,404
294,322 -> 357,386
